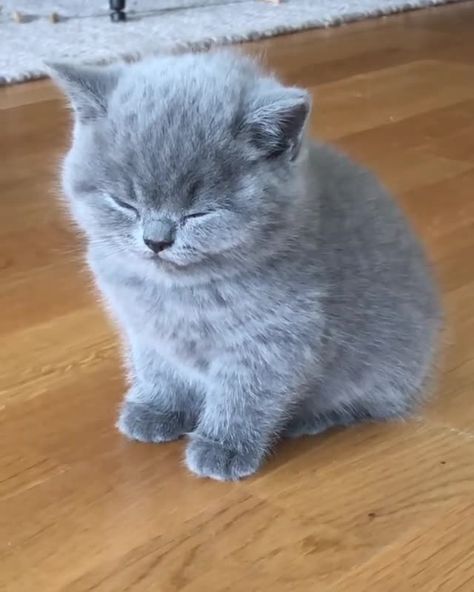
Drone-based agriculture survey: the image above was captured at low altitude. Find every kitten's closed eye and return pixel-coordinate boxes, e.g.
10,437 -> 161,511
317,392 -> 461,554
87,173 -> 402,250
109,196 -> 139,216
184,211 -> 212,221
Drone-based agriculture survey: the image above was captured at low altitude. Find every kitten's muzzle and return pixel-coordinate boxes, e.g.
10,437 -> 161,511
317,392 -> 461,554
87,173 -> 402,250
142,218 -> 176,254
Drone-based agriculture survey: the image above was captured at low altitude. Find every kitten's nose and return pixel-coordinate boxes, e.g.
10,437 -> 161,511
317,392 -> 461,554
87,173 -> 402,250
143,218 -> 176,254
144,238 -> 173,254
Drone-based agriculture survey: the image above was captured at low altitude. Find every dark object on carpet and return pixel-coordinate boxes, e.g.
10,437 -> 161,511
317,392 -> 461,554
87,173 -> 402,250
110,0 -> 126,22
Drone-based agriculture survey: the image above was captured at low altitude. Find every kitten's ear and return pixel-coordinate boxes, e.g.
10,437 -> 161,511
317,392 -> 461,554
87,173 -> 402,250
241,87 -> 311,160
47,62 -> 123,122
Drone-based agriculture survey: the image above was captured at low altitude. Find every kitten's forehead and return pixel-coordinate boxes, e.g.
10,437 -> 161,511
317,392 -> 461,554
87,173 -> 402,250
110,52 -> 257,128
67,51 -> 306,211
99,54 -> 256,202
102,103 -> 239,202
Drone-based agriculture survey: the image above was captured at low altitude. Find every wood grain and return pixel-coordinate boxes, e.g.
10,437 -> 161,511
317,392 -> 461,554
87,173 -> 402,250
1,2 -> 474,591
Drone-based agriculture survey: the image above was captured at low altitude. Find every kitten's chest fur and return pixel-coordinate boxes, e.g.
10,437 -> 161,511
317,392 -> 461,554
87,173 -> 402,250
95,259 -> 261,373
147,284 -> 223,372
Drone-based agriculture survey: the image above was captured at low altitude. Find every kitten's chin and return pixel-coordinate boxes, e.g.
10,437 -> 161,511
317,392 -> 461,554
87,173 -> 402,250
142,251 -> 195,274
157,258 -> 189,272
157,249 -> 205,269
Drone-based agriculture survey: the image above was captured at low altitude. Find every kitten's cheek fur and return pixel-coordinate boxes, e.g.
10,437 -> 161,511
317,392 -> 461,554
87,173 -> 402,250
185,434 -> 263,481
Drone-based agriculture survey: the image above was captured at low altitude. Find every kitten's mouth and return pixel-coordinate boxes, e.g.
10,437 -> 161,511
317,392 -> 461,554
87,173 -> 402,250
145,251 -> 190,271
139,246 -> 204,271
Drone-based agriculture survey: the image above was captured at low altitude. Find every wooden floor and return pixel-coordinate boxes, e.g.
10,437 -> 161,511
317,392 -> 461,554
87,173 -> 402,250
1,3 -> 474,591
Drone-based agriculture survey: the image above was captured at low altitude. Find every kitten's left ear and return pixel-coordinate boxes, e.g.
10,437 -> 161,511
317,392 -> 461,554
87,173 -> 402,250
47,62 -> 123,123
241,87 -> 311,160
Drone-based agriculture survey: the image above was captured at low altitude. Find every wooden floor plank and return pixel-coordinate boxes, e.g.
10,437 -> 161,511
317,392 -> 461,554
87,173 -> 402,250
329,502 -> 474,592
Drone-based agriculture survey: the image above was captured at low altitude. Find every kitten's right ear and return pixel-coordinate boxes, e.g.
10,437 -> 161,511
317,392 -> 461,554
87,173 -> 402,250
240,87 -> 311,160
47,62 -> 123,123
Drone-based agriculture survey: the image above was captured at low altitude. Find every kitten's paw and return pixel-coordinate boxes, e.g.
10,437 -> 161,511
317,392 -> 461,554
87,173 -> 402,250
117,401 -> 192,443
185,435 -> 262,481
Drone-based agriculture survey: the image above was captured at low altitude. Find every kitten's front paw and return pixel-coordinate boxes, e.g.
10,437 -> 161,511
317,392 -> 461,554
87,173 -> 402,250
185,434 -> 262,481
117,401 -> 192,443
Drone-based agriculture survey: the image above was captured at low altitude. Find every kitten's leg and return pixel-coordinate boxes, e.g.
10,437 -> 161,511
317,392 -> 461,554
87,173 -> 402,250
185,360 -> 292,481
117,347 -> 203,443
284,391 -> 414,438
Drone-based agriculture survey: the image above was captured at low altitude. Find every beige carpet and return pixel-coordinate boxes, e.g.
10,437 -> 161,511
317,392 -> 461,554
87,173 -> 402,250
0,0 -> 462,85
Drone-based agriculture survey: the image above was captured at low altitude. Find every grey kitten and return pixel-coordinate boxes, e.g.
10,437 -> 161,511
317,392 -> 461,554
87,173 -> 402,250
50,51 -> 440,481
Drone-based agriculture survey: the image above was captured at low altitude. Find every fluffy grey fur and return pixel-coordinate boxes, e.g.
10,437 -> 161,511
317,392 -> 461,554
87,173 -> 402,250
51,51 -> 440,481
